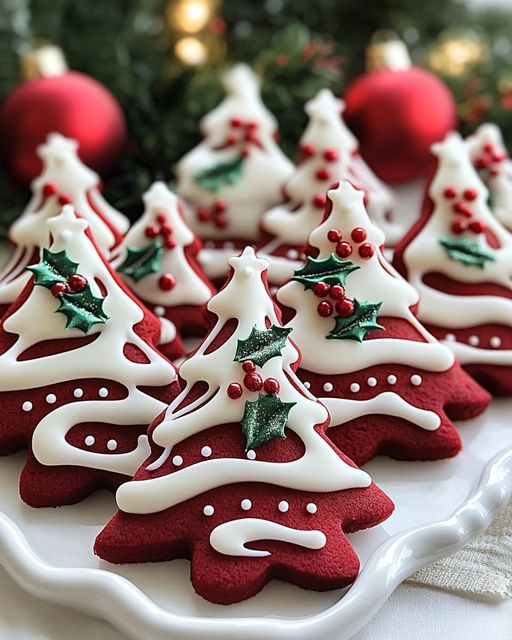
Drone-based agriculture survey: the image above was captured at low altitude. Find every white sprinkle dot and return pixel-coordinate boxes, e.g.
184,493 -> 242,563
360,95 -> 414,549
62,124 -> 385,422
468,335 -> 480,346
73,388 -> 84,398
22,401 -> 33,412
154,306 -> 165,317
46,393 -> 57,404
350,382 -> 360,393
84,435 -> 95,446
490,336 -> 502,348
306,502 -> 317,514
172,455 -> 183,466
445,333 -> 456,342
410,374 -> 422,386
246,450 -> 256,460
286,249 -> 299,259
107,439 -> 118,451
387,375 -> 397,385
241,499 -> 252,511
323,382 -> 333,393
203,505 -> 214,516
367,377 -> 377,387
278,500 -> 289,513
201,445 -> 212,457
98,387 -> 108,398
303,381 -> 311,389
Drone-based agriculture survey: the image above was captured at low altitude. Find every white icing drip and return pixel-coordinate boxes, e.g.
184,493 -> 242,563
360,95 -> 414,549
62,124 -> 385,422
158,317 -> 177,346
116,247 -> 370,515
322,392 -> 441,431
2,208 -> 176,477
446,340 -> 512,365
209,518 -> 326,558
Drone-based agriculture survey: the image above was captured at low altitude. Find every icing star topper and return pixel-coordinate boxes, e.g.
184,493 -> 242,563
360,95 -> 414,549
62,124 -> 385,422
229,246 -> 269,279
305,88 -> 345,121
47,205 -> 89,244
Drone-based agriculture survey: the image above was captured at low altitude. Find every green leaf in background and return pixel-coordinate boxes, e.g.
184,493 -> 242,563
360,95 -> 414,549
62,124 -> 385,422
193,155 -> 245,192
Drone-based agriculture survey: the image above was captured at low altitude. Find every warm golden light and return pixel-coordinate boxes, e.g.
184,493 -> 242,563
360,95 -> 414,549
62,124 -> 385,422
428,35 -> 486,77
169,0 -> 212,33
175,36 -> 208,65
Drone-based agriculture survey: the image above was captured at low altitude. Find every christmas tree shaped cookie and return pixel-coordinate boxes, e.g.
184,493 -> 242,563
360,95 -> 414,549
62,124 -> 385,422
466,123 -> 512,230
393,132 -> 512,395
258,89 -> 400,288
176,64 -> 293,283
0,133 -> 129,315
277,181 -> 490,465
115,182 -> 214,358
0,206 -> 179,507
95,247 -> 393,605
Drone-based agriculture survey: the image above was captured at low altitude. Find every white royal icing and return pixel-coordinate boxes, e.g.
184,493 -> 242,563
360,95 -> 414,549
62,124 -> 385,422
1,207 -> 176,476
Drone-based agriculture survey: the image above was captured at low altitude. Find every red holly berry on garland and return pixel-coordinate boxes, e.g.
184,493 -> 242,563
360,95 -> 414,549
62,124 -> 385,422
95,247 -> 393,604
0,206 -> 179,507
277,181 -> 490,465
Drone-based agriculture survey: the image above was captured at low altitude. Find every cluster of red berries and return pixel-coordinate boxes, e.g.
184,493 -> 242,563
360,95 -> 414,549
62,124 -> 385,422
473,142 -> 506,177
50,274 -> 88,298
442,186 -> 486,235
42,182 -> 72,206
227,360 -> 280,399
327,226 -> 375,260
313,281 -> 354,319
145,212 -> 176,249
223,117 -> 261,157
196,199 -> 228,228
299,143 -> 339,188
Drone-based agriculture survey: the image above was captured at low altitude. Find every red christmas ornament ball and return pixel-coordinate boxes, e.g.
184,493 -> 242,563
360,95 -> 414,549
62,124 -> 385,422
0,67 -> 126,186
344,41 -> 456,183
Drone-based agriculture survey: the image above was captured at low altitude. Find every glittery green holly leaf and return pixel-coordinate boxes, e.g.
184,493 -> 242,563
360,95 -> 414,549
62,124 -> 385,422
241,394 -> 295,450
116,239 -> 163,282
328,298 -> 384,342
439,238 -> 495,268
234,324 -> 292,367
28,248 -> 79,288
57,286 -> 109,333
194,155 -> 245,192
292,253 -> 359,291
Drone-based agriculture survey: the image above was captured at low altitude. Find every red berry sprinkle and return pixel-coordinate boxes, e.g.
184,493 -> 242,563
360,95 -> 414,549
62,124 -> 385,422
463,188 -> 478,201
242,361 -> 256,374
241,148 -> 251,158
165,237 -> 177,249
358,243 -> 375,259
443,186 -> 457,199
483,143 -> 493,153
51,282 -> 68,297
244,372 -> 263,392
469,220 -> 486,233
453,202 -> 472,218
316,167 -> 331,181
214,215 -> 228,228
336,298 -> 355,317
301,143 -> 316,157
145,224 -> 160,238
317,301 -> 333,317
58,193 -> 71,205
156,212 -> 167,224
313,194 -> 327,209
263,377 -> 280,395
336,241 -> 353,258
43,182 -> 57,198
351,227 -> 367,243
160,223 -> 173,237
451,220 -> 467,234
196,208 -> 211,222
329,285 -> 345,300
245,130 -> 258,144
247,120 -> 258,130
475,157 -> 490,169
313,282 -> 330,297
159,274 -> 176,291
323,148 -> 338,162
226,134 -> 238,145
227,382 -> 243,399
492,152 -> 505,163
327,228 -> 342,243
68,274 -> 88,292
214,199 -> 227,213
230,117 -> 242,128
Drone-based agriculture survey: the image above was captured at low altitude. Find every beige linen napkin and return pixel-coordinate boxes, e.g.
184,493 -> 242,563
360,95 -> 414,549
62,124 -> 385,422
407,502 -> 512,601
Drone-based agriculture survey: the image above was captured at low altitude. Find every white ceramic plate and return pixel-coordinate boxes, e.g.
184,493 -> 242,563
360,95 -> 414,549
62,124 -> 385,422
0,399 -> 510,640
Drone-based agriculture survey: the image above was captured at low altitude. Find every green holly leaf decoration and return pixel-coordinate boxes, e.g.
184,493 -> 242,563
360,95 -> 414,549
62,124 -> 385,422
28,248 -> 79,288
328,298 -> 384,342
194,155 -> 245,192
241,394 -> 296,450
439,238 -> 495,268
292,253 -> 360,291
234,324 -> 292,367
57,287 -> 109,333
116,239 -> 163,282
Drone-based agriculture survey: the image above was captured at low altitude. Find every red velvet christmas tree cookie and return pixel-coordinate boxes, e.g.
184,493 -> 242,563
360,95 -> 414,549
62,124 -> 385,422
259,89 -> 400,288
0,206 -> 179,507
277,181 -> 490,466
393,132 -> 512,395
115,182 -> 214,359
176,64 -> 293,284
95,247 -> 393,605
0,133 -> 129,316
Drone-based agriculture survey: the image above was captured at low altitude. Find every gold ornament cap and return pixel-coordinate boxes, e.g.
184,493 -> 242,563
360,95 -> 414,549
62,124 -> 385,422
21,43 -> 68,81
366,30 -> 411,71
